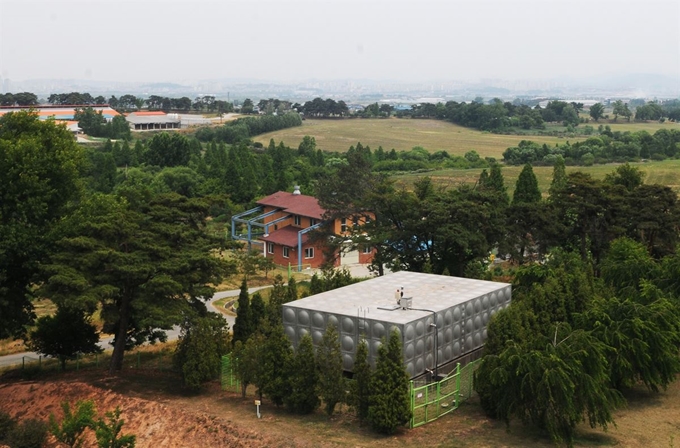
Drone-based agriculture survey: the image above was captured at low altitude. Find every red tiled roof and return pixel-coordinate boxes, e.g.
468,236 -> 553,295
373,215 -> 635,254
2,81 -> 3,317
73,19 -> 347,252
260,226 -> 309,247
257,191 -> 325,219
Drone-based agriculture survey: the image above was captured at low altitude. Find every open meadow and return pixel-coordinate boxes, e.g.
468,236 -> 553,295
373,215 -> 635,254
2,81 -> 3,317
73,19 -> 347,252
254,118 -> 583,158
254,117 -> 678,159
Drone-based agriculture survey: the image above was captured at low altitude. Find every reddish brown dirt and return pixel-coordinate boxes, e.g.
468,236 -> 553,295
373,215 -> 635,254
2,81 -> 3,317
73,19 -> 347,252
2,369 -> 679,447
0,376 -> 278,448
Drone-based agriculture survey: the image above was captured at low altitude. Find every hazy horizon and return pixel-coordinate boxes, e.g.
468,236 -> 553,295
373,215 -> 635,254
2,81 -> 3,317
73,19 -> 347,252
1,0 -> 679,85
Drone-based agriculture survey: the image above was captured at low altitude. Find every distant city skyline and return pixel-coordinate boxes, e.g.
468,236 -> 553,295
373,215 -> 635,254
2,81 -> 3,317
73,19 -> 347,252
1,0 -> 678,86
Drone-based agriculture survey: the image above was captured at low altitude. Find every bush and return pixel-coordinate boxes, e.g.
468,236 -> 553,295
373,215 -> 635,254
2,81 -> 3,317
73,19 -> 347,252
0,411 -> 16,440
49,400 -> 96,448
5,419 -> 48,448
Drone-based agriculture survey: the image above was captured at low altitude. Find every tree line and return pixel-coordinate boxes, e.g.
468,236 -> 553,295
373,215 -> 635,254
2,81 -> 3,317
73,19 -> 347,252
503,127 -> 680,165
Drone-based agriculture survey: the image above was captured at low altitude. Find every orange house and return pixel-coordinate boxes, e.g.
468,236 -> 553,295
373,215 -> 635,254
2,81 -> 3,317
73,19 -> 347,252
231,188 -> 374,270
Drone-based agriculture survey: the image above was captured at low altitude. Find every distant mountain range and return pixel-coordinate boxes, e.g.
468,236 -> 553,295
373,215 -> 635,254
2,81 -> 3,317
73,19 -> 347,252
1,73 -> 677,103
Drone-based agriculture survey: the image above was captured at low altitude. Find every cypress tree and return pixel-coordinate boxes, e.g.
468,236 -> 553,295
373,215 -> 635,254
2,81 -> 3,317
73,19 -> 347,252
549,156 -> 567,198
352,339 -> 371,423
285,334 -> 319,413
261,322 -> 293,406
368,329 -> 411,434
250,292 -> 266,327
232,278 -> 252,345
286,277 -> 298,302
513,163 -> 542,204
317,325 -> 345,416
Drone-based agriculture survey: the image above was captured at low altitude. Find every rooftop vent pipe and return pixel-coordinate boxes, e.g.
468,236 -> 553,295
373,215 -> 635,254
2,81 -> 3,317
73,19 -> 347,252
293,185 -> 301,195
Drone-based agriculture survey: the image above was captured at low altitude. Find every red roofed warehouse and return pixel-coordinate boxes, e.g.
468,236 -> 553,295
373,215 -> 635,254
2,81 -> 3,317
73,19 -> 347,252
231,187 -> 374,270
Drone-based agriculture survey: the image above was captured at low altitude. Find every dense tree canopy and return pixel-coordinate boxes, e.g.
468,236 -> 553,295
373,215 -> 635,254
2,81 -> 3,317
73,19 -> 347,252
41,192 -> 234,372
0,111 -> 82,338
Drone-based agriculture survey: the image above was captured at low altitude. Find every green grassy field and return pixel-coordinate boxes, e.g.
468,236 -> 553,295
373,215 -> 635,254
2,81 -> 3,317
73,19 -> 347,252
254,118 -> 584,158
395,159 -> 680,197
254,118 -> 678,159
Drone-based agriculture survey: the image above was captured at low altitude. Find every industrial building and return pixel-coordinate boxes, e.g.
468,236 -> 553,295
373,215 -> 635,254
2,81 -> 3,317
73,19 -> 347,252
282,271 -> 511,379
0,104 -> 120,134
125,111 -> 181,130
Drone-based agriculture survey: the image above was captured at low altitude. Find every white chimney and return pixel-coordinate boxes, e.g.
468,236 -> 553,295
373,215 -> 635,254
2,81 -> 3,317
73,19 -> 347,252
293,185 -> 301,195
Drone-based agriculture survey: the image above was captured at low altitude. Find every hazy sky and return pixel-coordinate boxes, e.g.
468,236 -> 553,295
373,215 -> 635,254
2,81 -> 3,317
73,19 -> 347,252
1,0 -> 679,83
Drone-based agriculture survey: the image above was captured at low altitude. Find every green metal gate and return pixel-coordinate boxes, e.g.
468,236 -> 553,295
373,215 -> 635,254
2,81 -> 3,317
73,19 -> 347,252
221,354 -> 240,392
410,360 -> 480,428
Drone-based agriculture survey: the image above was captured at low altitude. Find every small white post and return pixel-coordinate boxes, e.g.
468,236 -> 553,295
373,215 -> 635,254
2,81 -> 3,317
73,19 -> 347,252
255,400 -> 261,418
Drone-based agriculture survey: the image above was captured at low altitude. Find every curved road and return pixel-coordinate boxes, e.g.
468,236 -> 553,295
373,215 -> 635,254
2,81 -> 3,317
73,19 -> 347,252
0,286 -> 269,369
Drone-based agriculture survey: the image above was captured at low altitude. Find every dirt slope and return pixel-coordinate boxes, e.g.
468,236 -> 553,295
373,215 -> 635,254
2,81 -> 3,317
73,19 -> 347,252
0,379 -> 276,447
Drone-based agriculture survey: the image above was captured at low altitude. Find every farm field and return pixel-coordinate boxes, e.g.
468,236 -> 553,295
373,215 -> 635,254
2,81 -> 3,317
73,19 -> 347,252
254,118 -> 678,159
1,367 -> 678,447
395,159 -> 680,197
254,118 -> 584,158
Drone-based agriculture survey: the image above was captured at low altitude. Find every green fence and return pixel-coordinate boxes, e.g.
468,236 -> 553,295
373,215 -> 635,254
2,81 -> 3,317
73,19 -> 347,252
221,354 -> 240,392
410,359 -> 480,428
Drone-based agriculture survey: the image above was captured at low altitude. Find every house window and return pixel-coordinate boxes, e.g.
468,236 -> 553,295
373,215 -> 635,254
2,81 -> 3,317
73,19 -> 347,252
341,218 -> 347,232
310,218 -> 317,226
353,216 -> 359,226
363,246 -> 372,254
294,215 -> 301,226
267,242 -> 274,254
283,247 -> 290,258
304,247 -> 314,259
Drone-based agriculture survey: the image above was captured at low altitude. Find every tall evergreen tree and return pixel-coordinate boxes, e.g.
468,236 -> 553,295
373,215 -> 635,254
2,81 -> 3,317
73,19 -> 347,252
352,339 -> 371,423
232,278 -> 253,346
261,323 -> 293,406
317,325 -> 345,416
286,277 -> 298,302
250,292 -> 266,327
368,330 -> 411,434
549,156 -> 567,198
41,193 -> 233,373
285,334 -> 320,414
512,163 -> 542,204
266,275 -> 288,325
0,111 -> 82,338
480,164 -> 509,204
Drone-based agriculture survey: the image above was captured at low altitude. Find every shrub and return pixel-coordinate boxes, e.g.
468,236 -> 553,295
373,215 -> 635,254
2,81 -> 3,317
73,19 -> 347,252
49,400 -> 96,448
5,419 -> 48,448
0,411 -> 16,440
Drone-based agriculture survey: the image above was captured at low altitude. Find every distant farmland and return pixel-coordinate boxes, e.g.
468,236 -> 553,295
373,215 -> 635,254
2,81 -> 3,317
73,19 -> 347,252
394,159 -> 680,197
254,118 -> 584,158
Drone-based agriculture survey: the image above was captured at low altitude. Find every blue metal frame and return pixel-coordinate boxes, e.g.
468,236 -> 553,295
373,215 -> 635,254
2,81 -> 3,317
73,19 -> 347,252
297,222 -> 323,271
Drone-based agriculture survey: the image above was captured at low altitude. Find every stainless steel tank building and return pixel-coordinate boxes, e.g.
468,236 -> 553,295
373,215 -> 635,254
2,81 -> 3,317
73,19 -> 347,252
282,270 -> 511,379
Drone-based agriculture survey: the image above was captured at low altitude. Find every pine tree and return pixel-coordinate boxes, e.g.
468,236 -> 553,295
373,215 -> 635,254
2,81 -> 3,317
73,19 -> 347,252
261,323 -> 293,406
317,325 -> 345,416
232,278 -> 253,345
352,339 -> 371,423
250,292 -> 266,328
285,334 -> 320,414
287,277 -> 298,302
266,275 -> 287,325
549,156 -> 567,198
368,330 -> 411,434
513,163 -> 542,204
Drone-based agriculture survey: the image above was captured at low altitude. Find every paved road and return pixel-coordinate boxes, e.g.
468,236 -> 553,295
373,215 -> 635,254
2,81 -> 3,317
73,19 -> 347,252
0,287 -> 269,369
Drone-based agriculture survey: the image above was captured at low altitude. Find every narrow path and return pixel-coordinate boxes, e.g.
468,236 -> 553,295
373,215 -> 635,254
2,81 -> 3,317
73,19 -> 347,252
0,286 -> 270,369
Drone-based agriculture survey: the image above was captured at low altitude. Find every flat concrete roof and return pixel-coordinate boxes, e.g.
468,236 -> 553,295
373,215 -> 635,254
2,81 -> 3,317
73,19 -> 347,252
285,270 -> 510,325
